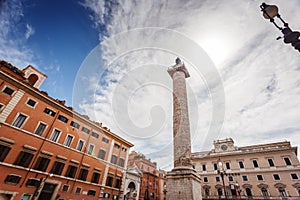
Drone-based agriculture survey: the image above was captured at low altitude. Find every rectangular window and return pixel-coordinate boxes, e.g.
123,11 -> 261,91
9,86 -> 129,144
226,162 -> 230,170
203,177 -> 208,182
91,172 -> 100,184
119,158 -> 125,167
70,121 -> 80,129
34,157 -> 50,172
242,175 -> 248,181
291,173 -> 299,180
202,164 -> 206,171
78,168 -> 89,181
49,129 -> 61,142
216,177 -> 220,182
65,165 -> 78,178
91,132 -> 99,138
88,144 -> 94,155
213,163 -> 217,170
268,158 -> 275,167
51,161 -> 65,175
106,176 -> 113,187
34,122 -> 47,136
82,127 -> 90,134
62,184 -> 69,192
102,137 -> 109,143
5,174 -> 21,185
284,157 -> 292,166
111,155 -> 118,164
26,99 -> 37,107
14,151 -> 34,167
12,113 -> 27,128
58,115 -> 68,123
228,176 -> 233,182
44,108 -> 56,117
257,175 -> 263,181
98,149 -> 106,160
115,178 -> 121,188
64,135 -> 74,147
253,160 -> 259,168
0,144 -> 11,162
114,143 -> 120,149
239,161 -> 245,169
3,86 -> 14,96
273,174 -> 280,180
75,187 -> 82,194
26,178 -> 40,187
76,140 -> 84,151
88,190 -> 96,196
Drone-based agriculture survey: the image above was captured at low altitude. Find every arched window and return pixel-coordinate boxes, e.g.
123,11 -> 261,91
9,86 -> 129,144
217,188 -> 223,196
261,188 -> 269,199
28,74 -> 39,85
278,187 -> 287,197
246,188 -> 252,197
205,188 -> 209,198
128,182 -> 136,190
297,187 -> 300,196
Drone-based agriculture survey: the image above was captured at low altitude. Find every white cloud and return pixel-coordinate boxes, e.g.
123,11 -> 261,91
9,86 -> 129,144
25,24 -> 35,40
78,0 -> 300,170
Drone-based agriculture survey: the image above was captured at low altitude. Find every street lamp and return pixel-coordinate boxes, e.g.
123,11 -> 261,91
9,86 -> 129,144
260,2 -> 300,52
217,158 -> 228,199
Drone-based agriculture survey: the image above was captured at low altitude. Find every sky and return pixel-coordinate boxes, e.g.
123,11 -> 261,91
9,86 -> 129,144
1,0 -> 300,170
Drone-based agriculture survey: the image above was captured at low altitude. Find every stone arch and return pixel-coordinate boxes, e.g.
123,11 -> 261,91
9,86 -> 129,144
242,184 -> 253,189
257,183 -> 269,189
28,73 -> 39,85
274,183 -> 286,189
128,181 -> 136,190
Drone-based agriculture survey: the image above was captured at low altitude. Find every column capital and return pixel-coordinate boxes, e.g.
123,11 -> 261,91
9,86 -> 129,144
167,62 -> 190,79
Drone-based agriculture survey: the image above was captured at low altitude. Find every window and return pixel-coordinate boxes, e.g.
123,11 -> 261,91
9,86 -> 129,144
34,157 -> 50,172
268,158 -> 275,167
291,173 -> 299,180
62,184 -> 69,192
257,175 -> 263,181
64,135 -> 74,147
51,161 -> 65,175
88,190 -> 96,196
121,147 -> 127,152
273,174 -> 280,180
12,113 -> 27,128
115,178 -> 121,188
75,187 -> 82,194
213,163 -> 217,170
76,140 -> 84,151
65,165 -> 78,178
119,158 -> 125,167
0,144 -> 11,162
5,174 -> 21,185
242,175 -> 248,181
14,151 -> 34,167
106,176 -> 113,187
239,161 -> 245,169
98,149 -> 106,160
91,132 -> 99,138
102,137 -> 109,143
216,177 -> 220,182
3,86 -> 14,96
26,178 -> 40,187
203,177 -> 208,182
34,122 -> 47,136
49,129 -> 61,142
70,121 -> 80,129
44,108 -> 56,117
284,157 -> 292,166
202,164 -> 206,171
0,104 -> 4,111
114,143 -> 120,149
58,115 -> 68,123
91,172 -> 100,184
226,162 -> 230,169
82,127 -> 90,134
111,155 -> 118,164
88,144 -> 94,155
252,160 -> 259,168
228,176 -> 233,181
78,168 -> 88,181
26,99 -> 37,107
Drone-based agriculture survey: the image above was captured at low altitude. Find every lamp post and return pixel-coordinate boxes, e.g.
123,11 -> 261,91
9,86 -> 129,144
260,2 -> 300,52
217,158 -> 228,199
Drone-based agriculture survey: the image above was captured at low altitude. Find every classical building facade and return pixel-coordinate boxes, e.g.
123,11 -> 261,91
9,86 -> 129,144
191,138 -> 300,199
0,60 -> 133,200
128,151 -> 166,200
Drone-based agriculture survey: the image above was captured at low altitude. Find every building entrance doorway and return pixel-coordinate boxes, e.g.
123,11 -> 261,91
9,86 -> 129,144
38,183 -> 57,200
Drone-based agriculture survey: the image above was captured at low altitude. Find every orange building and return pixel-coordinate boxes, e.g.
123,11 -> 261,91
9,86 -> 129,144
0,60 -> 133,200
128,151 -> 166,200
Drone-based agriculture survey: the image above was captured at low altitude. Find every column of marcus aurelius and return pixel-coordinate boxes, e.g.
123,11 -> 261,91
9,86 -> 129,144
166,58 -> 202,200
